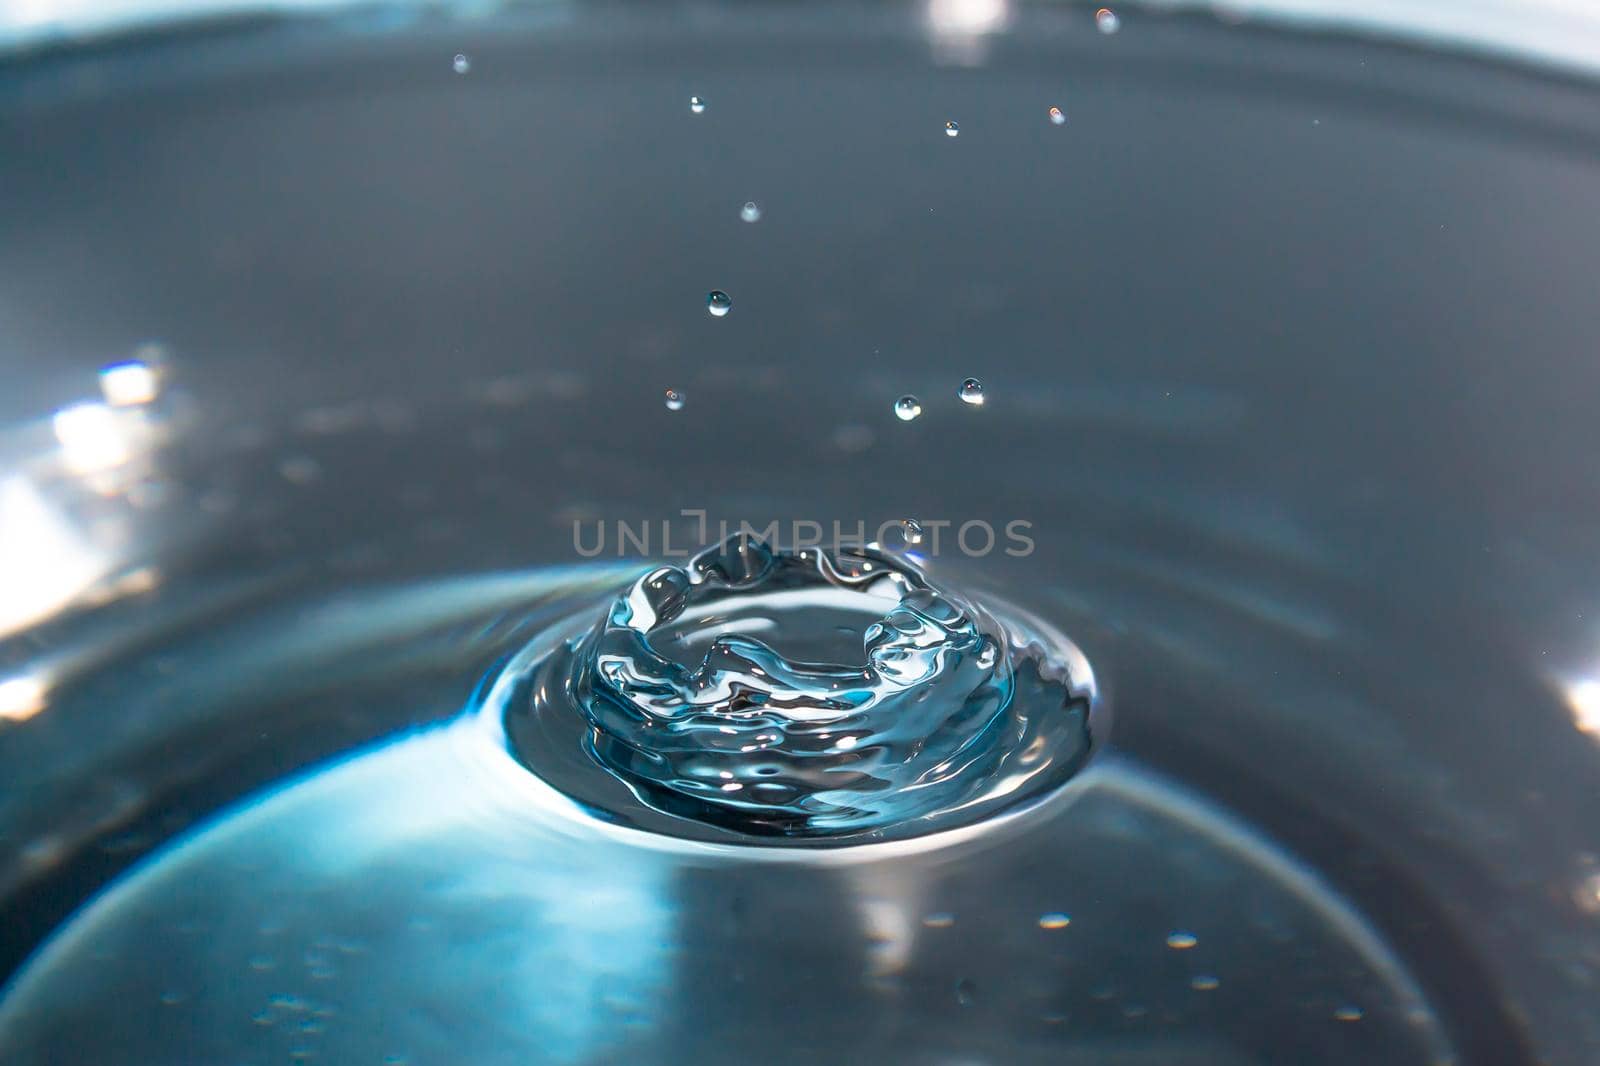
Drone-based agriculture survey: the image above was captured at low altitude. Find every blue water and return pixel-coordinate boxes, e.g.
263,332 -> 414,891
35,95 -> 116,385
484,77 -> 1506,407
0,557 -> 1453,1064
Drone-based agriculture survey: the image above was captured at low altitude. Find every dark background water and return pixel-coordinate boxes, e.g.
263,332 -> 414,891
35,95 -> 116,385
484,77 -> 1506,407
2,4 -> 1600,1063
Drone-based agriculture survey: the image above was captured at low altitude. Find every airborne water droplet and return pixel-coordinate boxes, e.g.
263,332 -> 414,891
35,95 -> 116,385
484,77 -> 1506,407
1166,931 -> 1199,950
707,291 -> 732,317
894,395 -> 922,422
958,378 -> 985,405
452,54 -> 470,74
955,978 -> 978,1007
1095,7 -> 1121,34
740,201 -> 762,223
690,95 -> 707,114
664,389 -> 685,411
1049,105 -> 1066,126
944,120 -> 960,138
899,519 -> 924,546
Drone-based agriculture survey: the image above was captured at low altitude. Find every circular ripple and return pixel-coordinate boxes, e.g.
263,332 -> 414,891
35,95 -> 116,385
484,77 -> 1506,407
491,535 -> 1102,844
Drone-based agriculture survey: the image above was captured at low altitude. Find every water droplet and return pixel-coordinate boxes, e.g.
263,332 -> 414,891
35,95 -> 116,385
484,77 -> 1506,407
1334,1004 -> 1364,1022
1166,931 -> 1198,949
452,54 -> 470,74
664,389 -> 686,412
740,201 -> 761,223
1038,913 -> 1071,930
1191,974 -> 1220,991
707,290 -> 732,317
496,535 -> 1098,842
690,95 -> 707,114
899,519 -> 924,545
1049,105 -> 1067,126
894,395 -> 922,422
958,378 -> 985,406
944,120 -> 960,138
955,978 -> 978,1007
1095,8 -> 1120,34
922,913 -> 955,929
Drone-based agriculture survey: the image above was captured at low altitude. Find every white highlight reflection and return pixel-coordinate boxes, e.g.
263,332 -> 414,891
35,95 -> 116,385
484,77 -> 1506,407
926,0 -> 1009,36
926,0 -> 1010,65
0,673 -> 49,722
52,402 -> 132,474
1566,678 -> 1600,737
99,360 -> 160,407
0,475 -> 113,638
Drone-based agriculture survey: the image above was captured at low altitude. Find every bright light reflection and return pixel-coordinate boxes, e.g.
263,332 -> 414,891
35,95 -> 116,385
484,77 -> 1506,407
0,674 -> 49,722
1567,679 -> 1600,736
52,402 -> 132,474
99,361 -> 160,407
926,0 -> 1009,36
925,0 -> 1010,65
0,475 -> 114,638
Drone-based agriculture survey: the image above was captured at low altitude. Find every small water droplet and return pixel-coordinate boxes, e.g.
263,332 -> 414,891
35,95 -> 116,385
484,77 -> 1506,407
452,54 -> 470,74
1095,8 -> 1121,34
1190,974 -> 1220,991
740,201 -> 762,223
1166,931 -> 1198,950
944,120 -> 960,138
1334,1004 -> 1364,1022
707,290 -> 732,317
1049,105 -> 1067,126
922,913 -> 955,929
690,95 -> 707,114
899,519 -> 924,546
1038,912 -> 1071,930
664,389 -> 686,412
955,978 -> 977,1007
958,378 -> 985,406
894,395 -> 922,422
